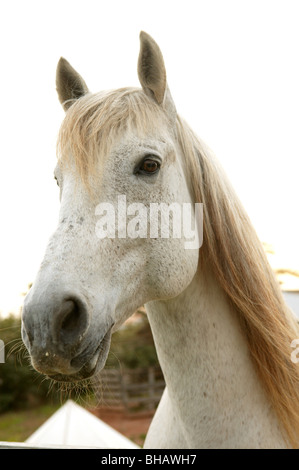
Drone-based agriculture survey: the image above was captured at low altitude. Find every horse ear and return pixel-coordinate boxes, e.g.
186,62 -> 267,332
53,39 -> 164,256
56,57 -> 89,111
138,31 -> 176,118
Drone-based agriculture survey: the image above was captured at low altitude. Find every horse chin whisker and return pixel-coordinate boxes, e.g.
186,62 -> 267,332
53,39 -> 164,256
6,338 -> 29,365
42,372 -> 98,408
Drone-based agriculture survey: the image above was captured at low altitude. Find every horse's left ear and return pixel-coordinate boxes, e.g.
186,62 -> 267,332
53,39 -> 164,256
56,57 -> 89,111
138,32 -> 176,119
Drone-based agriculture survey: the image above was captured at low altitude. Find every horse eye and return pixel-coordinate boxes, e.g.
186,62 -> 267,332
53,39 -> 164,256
140,159 -> 160,174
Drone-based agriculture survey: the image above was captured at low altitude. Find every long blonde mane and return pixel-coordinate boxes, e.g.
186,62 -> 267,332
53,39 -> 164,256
57,89 -> 299,448
176,115 -> 299,448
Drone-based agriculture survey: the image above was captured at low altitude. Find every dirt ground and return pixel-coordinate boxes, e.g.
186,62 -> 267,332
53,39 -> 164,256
91,406 -> 155,447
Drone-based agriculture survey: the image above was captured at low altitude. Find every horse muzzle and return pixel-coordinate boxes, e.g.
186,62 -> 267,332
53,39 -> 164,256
21,289 -> 113,382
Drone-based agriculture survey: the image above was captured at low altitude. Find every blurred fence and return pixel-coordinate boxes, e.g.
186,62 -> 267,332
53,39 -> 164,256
96,366 -> 165,411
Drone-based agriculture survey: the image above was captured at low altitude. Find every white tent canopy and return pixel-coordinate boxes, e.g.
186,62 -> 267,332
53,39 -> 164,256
25,400 -> 139,449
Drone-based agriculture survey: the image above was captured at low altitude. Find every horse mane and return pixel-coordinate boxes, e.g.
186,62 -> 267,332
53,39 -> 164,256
57,87 -> 299,447
176,115 -> 299,448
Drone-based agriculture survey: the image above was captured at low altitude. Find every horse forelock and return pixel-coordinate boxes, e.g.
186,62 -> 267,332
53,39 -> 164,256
56,87 -> 170,184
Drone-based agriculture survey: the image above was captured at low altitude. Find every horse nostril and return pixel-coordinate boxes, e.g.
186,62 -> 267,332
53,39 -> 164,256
55,298 -> 88,343
60,300 -> 79,331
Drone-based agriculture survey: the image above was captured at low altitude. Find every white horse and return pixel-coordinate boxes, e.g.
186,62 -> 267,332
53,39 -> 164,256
22,32 -> 299,448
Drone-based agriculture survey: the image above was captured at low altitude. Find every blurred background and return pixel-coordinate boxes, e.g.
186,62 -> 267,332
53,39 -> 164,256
0,0 -> 299,447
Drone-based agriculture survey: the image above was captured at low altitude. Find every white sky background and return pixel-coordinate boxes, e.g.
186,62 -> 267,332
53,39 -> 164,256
0,0 -> 299,316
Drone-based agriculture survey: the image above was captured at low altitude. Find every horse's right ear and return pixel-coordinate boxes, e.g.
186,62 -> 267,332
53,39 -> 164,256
56,57 -> 89,111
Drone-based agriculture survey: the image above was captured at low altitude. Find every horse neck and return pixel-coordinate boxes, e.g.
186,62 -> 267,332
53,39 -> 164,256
145,267 -> 286,448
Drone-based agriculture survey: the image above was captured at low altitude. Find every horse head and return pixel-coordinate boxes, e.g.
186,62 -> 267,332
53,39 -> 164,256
21,32 -> 200,382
